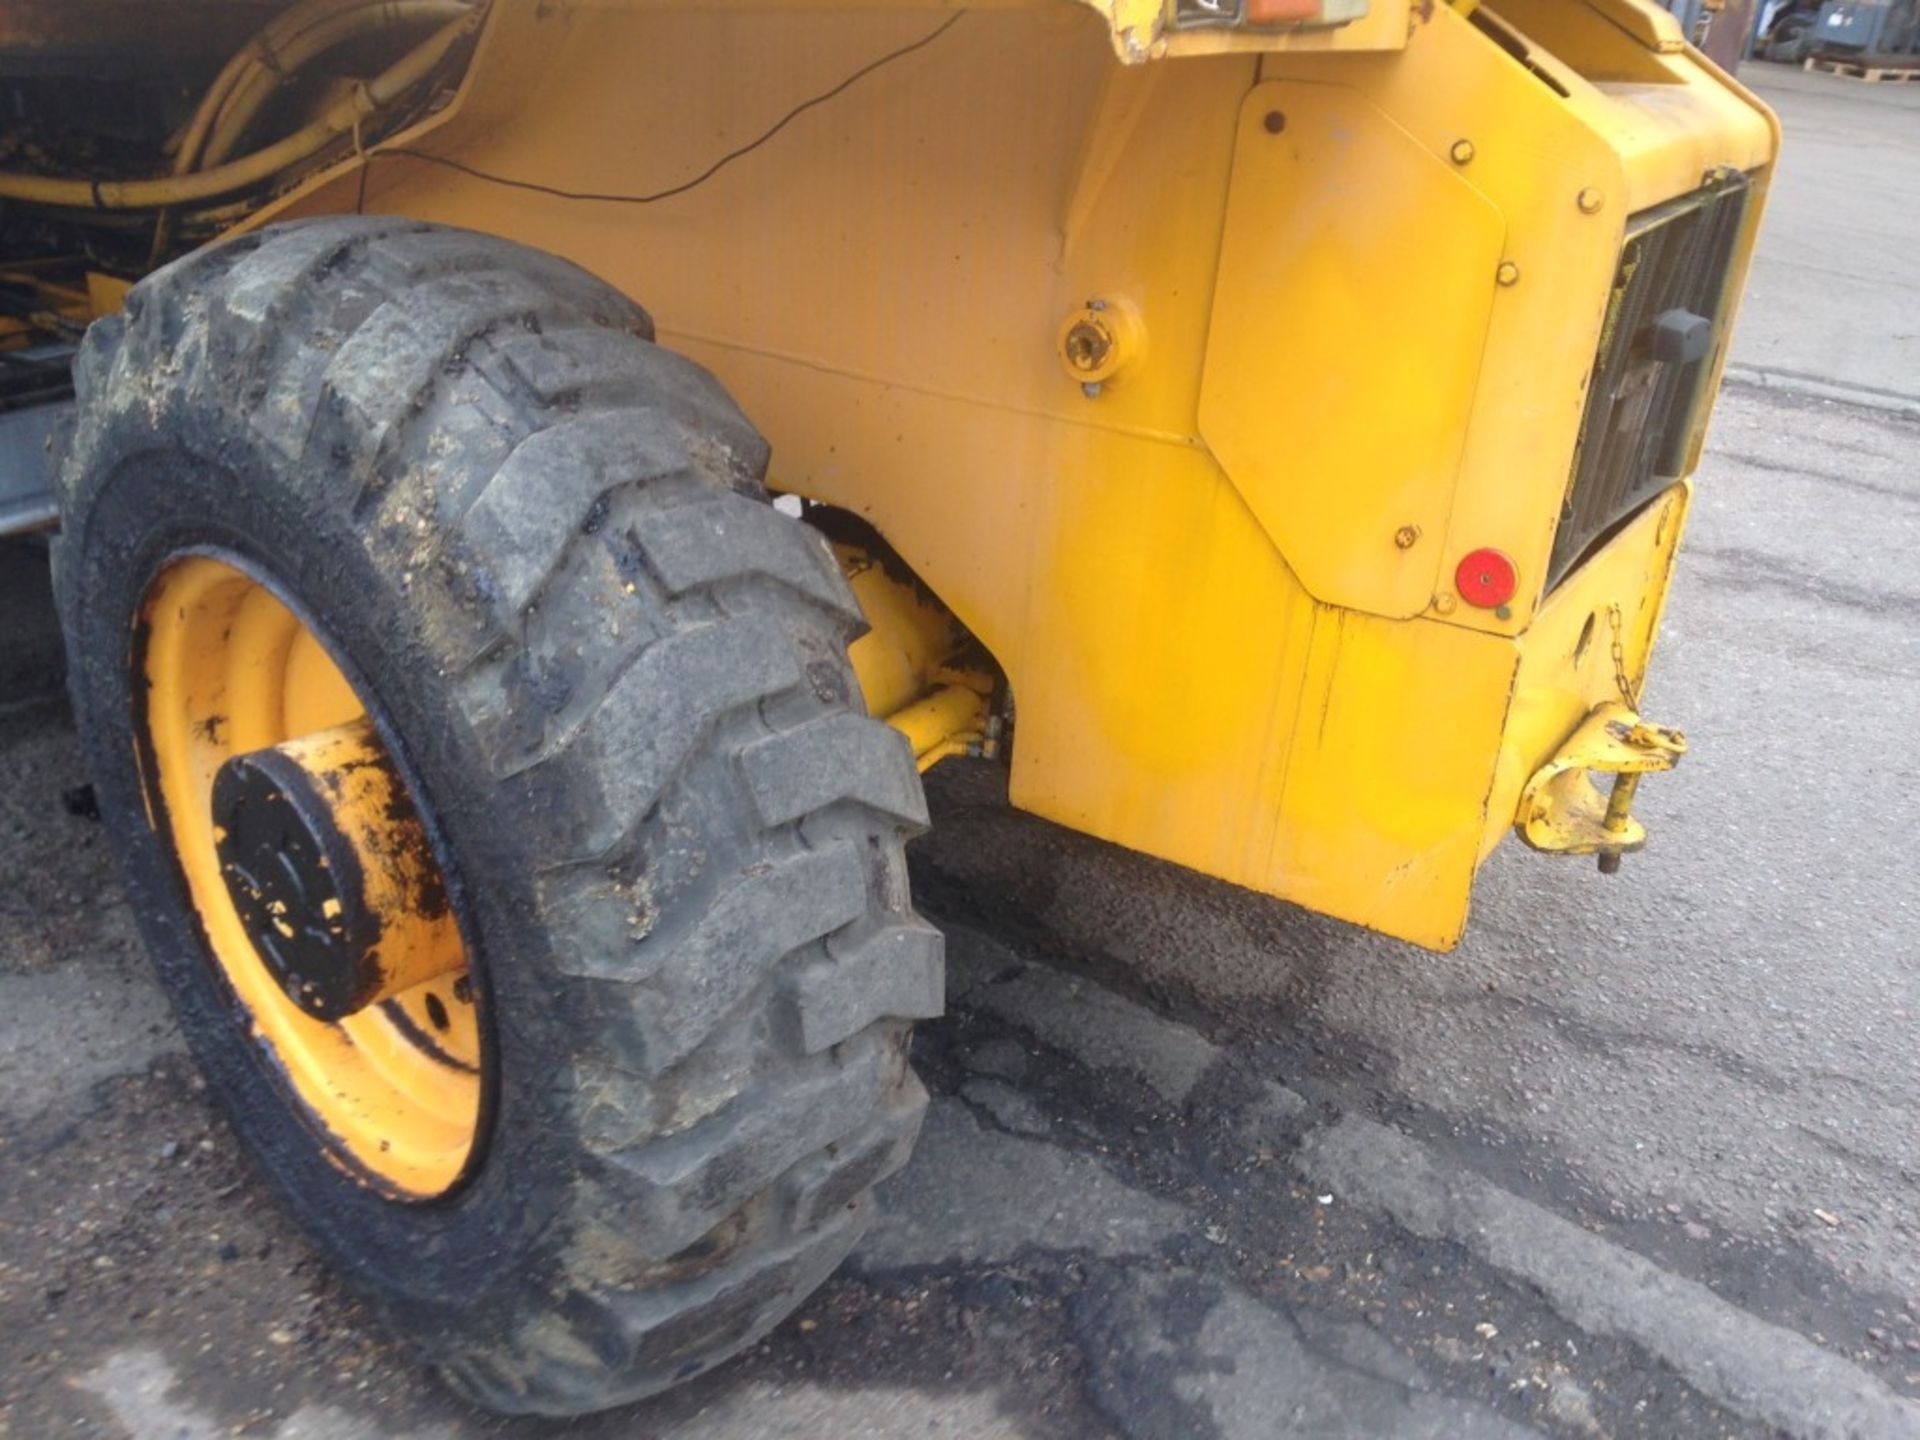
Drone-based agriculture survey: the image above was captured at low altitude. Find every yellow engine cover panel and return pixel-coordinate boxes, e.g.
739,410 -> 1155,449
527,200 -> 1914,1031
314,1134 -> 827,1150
1201,79 -> 1504,621
238,0 -> 1773,952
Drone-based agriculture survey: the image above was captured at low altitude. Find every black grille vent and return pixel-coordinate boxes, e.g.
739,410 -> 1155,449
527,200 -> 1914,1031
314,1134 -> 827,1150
1549,172 -> 1751,587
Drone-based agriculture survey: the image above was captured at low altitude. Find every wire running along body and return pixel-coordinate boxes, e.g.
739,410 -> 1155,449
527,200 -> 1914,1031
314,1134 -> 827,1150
363,12 -> 967,208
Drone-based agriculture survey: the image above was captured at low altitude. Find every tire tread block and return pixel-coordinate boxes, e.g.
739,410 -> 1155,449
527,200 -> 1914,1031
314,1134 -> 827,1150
608,1041 -> 890,1260
457,410 -> 690,628
547,614 -> 801,844
740,711 -> 928,832
590,841 -> 869,1072
785,920 -> 945,1055
441,1207 -> 861,1416
784,1074 -> 928,1232
635,496 -> 860,625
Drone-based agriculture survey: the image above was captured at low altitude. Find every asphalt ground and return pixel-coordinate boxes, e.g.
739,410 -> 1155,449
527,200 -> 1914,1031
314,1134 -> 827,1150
1731,64 -> 1920,412
2,57 -> 1917,1440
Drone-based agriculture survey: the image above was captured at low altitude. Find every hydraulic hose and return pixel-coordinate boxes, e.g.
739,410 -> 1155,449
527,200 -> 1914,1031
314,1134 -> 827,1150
196,0 -> 473,172
174,0 -> 372,180
0,10 -> 477,211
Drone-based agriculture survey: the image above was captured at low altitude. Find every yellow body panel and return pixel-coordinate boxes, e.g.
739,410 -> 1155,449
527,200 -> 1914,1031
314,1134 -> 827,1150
245,0 -> 1772,948
1201,79 -> 1505,619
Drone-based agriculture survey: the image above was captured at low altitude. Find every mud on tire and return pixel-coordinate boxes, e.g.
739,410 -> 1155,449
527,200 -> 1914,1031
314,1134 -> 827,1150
52,216 -> 942,1416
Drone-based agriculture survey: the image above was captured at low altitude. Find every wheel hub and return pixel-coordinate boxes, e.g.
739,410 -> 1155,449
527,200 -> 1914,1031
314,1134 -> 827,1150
213,718 -> 460,1022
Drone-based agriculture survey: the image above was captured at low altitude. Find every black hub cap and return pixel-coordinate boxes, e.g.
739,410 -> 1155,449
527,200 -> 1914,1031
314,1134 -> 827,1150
211,748 -> 380,1021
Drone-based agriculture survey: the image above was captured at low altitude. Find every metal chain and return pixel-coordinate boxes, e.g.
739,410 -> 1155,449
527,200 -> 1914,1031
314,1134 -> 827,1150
1606,603 -> 1640,710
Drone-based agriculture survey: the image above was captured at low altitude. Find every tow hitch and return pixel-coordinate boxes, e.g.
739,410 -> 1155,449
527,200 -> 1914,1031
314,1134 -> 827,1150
1518,702 -> 1688,873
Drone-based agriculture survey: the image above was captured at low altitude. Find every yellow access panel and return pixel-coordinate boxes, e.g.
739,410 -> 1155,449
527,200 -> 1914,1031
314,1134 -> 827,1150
251,0 -> 1773,950
1201,80 -> 1505,620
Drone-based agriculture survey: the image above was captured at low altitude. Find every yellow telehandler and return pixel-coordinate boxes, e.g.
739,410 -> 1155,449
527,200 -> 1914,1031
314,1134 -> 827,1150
0,0 -> 1771,1414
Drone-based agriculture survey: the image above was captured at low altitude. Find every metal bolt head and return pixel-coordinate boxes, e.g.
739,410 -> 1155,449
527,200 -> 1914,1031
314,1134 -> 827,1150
1264,110 -> 1286,134
1081,380 -> 1103,399
1394,524 -> 1421,550
1433,593 -> 1458,616
1577,187 -> 1604,214
1496,260 -> 1521,287
1063,319 -> 1113,374
1449,139 -> 1475,165
1058,298 -> 1141,389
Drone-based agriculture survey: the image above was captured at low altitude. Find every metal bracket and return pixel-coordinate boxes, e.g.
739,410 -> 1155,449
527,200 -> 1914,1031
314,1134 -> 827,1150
1517,702 -> 1687,868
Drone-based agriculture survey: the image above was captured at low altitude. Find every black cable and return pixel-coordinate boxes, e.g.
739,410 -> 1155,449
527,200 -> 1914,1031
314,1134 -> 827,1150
367,11 -> 962,206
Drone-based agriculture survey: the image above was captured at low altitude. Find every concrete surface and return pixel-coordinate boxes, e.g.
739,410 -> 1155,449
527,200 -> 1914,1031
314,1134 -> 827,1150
4,57 -> 1919,1440
1732,64 -> 1920,410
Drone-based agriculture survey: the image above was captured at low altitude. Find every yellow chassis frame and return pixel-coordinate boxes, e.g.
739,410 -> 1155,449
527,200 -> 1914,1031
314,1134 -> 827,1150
241,0 -> 1773,949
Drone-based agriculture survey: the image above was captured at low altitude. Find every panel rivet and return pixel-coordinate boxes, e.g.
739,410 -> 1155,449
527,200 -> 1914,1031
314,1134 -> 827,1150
1264,110 -> 1286,135
1449,139 -> 1475,165
1433,593 -> 1458,615
1577,187 -> 1605,214
1394,524 -> 1422,549
1496,261 -> 1521,287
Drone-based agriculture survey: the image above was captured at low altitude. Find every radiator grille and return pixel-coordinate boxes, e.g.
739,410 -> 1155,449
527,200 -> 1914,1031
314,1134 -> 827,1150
1549,172 -> 1751,588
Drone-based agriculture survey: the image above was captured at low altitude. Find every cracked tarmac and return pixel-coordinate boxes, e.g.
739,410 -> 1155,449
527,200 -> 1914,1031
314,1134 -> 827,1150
3,376 -> 1917,1440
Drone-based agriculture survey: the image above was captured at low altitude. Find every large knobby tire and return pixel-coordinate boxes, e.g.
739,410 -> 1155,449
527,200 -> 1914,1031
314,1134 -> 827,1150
52,216 -> 943,1415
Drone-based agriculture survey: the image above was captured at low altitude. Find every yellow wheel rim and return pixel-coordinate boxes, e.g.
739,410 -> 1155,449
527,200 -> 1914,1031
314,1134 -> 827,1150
137,553 -> 483,1198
